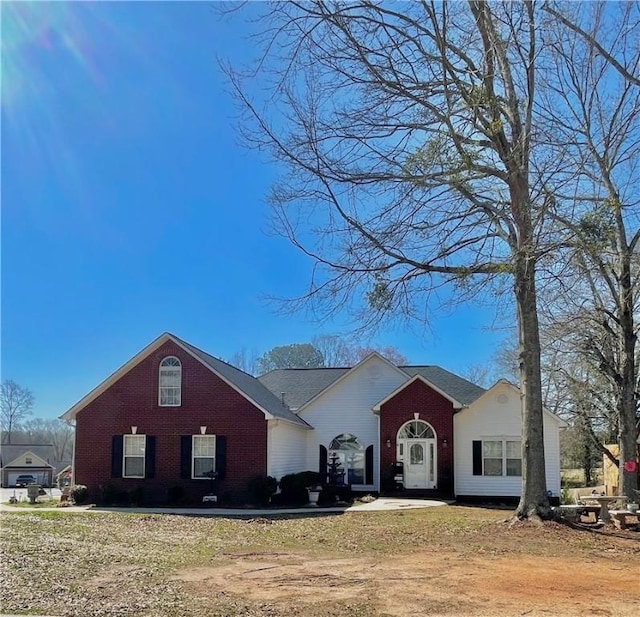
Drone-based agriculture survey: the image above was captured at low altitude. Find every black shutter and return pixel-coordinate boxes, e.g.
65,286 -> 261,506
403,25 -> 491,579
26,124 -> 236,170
180,436 -> 192,479
472,440 -> 482,476
365,445 -> 374,485
145,436 -> 156,479
319,445 -> 328,484
111,435 -> 123,478
216,436 -> 227,479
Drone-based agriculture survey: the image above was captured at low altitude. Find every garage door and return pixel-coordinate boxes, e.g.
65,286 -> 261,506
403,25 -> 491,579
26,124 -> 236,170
5,471 -> 49,487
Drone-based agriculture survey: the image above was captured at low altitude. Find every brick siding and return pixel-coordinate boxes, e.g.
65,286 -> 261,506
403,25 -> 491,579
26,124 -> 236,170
74,341 -> 267,505
380,378 -> 455,497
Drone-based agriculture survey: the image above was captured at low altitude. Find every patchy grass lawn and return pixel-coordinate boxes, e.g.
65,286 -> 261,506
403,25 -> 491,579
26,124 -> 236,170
1,506 -> 638,616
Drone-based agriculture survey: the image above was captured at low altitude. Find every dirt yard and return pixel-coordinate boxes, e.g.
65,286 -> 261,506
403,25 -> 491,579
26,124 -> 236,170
173,549 -> 639,616
2,506 -> 638,616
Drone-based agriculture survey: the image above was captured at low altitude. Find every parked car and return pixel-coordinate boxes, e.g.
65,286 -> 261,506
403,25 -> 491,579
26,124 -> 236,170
15,474 -> 37,487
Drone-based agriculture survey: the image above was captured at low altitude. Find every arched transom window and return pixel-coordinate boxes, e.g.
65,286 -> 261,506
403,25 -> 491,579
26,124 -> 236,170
329,433 -> 364,485
159,356 -> 181,406
398,420 -> 435,439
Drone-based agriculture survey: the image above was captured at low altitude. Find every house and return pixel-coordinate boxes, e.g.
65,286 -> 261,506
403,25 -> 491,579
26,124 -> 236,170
61,332 -> 565,505
0,444 -> 55,487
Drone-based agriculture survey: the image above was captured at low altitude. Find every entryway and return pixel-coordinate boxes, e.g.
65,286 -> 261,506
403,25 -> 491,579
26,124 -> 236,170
397,420 -> 437,489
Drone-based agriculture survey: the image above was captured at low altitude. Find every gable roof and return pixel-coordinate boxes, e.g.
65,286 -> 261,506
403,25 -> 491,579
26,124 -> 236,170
259,358 -> 486,411
0,444 -> 56,468
287,352 -> 411,413
401,366 -> 486,407
258,367 -> 349,410
463,379 -> 569,427
60,333 -> 308,427
372,373 -> 466,411
173,335 -> 308,426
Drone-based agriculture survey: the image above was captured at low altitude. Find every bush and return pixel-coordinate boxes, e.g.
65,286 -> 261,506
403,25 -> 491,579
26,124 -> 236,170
70,485 -> 89,505
98,483 -> 118,506
380,465 -> 398,493
167,486 -> 185,505
129,487 -> 145,506
247,475 -> 278,506
279,471 -> 321,505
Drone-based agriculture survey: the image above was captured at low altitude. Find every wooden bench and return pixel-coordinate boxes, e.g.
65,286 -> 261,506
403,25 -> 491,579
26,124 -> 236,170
609,510 -> 640,530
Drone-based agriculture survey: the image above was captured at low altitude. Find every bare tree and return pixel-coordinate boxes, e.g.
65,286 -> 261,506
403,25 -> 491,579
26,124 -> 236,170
19,418 -> 74,462
227,1 -> 569,519
539,1 -> 640,498
314,334 -> 409,366
227,347 -> 261,376
352,346 -> 408,366
312,334 -> 354,367
1,380 -> 34,444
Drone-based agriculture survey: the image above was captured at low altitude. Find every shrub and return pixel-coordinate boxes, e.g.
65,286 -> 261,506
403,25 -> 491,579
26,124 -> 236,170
561,486 -> 574,505
247,475 -> 278,506
70,485 -> 89,505
98,483 -> 118,505
380,465 -> 398,493
115,490 -> 130,506
129,487 -> 145,506
167,486 -> 185,506
279,471 -> 321,505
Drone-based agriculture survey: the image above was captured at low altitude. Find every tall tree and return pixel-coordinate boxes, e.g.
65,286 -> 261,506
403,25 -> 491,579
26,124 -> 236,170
18,418 -> 74,462
1,380 -> 34,444
257,343 -> 325,373
227,347 -> 261,376
313,334 -> 409,367
539,1 -> 640,498
228,1 -> 565,519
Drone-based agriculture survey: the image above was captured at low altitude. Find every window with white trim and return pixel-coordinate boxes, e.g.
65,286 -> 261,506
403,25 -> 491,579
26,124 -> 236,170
123,435 -> 146,478
329,433 -> 364,485
159,356 -> 181,406
483,439 -> 521,476
192,435 -> 216,479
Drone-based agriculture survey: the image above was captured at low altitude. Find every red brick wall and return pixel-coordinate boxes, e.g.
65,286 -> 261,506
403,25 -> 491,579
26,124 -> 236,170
380,378 -> 455,496
74,341 -> 267,505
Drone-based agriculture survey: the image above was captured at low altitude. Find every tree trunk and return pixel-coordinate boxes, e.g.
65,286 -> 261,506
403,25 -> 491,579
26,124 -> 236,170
513,224 -> 551,519
617,246 -> 639,498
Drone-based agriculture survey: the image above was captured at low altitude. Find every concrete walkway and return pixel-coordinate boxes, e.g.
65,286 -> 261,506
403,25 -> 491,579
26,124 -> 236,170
0,497 -> 450,516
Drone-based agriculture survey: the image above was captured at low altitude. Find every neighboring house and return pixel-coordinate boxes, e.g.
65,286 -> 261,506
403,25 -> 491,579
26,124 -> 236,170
0,444 -> 55,487
61,332 -> 566,504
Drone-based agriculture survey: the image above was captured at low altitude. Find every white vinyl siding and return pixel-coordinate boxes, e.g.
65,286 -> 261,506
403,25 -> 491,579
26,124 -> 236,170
300,355 -> 408,490
454,382 -> 563,497
267,420 -> 308,479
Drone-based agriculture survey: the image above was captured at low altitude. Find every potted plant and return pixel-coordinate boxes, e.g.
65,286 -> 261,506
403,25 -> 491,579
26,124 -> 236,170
307,485 -> 322,506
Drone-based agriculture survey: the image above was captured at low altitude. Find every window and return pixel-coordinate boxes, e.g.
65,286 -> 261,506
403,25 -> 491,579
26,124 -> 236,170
506,440 -> 522,476
159,356 -> 181,406
25,456 -> 32,464
329,433 -> 365,484
398,420 -> 435,439
192,435 -> 216,479
482,439 -> 521,476
123,435 -> 146,478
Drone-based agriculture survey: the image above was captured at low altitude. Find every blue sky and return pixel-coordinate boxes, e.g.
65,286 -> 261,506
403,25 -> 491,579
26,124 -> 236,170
2,2 -> 510,420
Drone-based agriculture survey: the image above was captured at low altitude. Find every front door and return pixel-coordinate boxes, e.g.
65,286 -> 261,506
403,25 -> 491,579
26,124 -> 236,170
403,440 -> 436,489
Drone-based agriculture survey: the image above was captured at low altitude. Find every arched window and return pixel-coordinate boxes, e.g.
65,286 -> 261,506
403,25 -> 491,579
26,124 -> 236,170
159,356 -> 181,406
398,420 -> 435,439
329,433 -> 364,485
